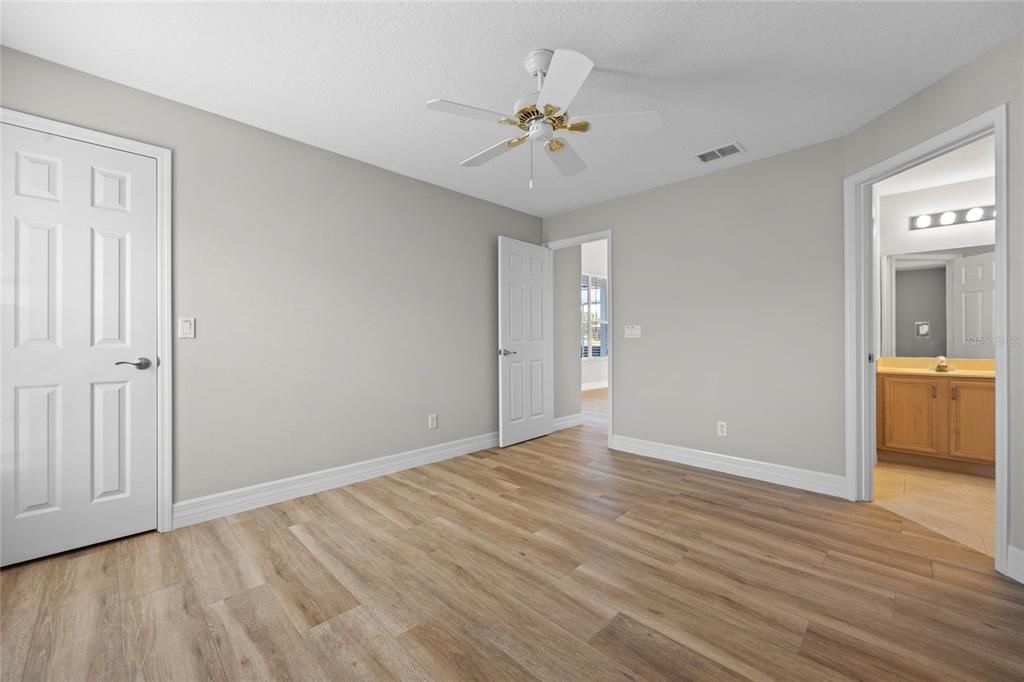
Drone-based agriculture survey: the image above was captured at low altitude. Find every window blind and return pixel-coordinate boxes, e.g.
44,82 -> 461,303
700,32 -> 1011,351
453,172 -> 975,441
580,274 -> 608,359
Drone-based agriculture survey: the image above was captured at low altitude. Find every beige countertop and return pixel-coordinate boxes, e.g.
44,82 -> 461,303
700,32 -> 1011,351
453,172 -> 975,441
876,357 -> 995,379
876,367 -> 995,379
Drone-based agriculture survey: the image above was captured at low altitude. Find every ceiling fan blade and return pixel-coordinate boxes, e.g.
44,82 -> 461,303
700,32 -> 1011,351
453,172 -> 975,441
460,136 -> 528,167
427,99 -> 511,124
537,50 -> 594,114
569,110 -> 662,135
544,139 -> 586,177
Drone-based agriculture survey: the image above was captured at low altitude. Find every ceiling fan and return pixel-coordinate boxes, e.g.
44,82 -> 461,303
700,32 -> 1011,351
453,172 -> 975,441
427,49 -> 661,186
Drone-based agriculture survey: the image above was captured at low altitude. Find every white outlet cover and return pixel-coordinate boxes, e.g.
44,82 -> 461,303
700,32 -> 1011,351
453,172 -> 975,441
177,317 -> 196,339
716,421 -> 728,436
624,325 -> 642,338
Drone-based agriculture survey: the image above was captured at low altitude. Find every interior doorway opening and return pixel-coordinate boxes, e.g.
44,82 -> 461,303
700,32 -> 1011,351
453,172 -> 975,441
547,230 -> 613,445
844,106 -> 1010,575
871,135 -> 996,556
580,239 -> 610,433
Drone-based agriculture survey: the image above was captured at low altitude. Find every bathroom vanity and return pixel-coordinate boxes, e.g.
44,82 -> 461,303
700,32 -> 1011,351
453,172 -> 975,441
876,358 -> 995,467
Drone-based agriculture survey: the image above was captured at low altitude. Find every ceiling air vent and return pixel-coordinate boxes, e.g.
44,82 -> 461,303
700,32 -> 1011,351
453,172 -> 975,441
697,142 -> 745,163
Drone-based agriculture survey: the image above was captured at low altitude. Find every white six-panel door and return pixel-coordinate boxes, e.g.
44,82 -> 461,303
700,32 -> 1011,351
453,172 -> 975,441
2,123 -> 159,565
498,236 -> 553,447
950,252 -> 996,359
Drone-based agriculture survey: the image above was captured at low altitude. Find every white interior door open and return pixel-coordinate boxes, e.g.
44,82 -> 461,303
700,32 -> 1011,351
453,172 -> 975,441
2,122 -> 159,565
950,252 -> 996,358
498,236 -> 553,447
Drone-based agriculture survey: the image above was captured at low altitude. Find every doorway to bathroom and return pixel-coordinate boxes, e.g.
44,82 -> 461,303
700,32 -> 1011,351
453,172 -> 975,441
873,135 -> 996,556
844,108 -> 1010,574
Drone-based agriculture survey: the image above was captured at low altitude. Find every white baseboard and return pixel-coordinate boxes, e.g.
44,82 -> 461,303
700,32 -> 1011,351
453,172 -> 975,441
610,434 -> 848,498
1006,545 -> 1024,584
581,381 -> 608,391
553,413 -> 584,431
172,431 -> 498,529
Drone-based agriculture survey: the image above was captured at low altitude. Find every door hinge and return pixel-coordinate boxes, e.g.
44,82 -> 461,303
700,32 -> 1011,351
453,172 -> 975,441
868,353 -> 875,363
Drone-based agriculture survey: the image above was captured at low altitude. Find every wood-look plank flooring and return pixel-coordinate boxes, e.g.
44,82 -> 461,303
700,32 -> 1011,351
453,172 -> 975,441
3,389 -> 1023,681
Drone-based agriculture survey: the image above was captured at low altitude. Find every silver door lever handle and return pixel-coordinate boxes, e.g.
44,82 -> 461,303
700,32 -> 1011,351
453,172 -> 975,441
115,357 -> 152,370
498,349 -> 517,356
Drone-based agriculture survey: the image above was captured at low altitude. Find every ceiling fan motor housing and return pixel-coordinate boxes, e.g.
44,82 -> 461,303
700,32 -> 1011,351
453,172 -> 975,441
514,90 -> 540,118
528,119 -> 554,143
523,49 -> 554,78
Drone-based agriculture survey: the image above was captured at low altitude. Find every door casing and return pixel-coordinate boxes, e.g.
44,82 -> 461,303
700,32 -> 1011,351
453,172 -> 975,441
1,108 -> 174,532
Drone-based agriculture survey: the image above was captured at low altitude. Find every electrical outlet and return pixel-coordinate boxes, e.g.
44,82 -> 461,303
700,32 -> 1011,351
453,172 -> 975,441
717,421 -> 728,437
624,324 -> 642,338
428,414 -> 438,430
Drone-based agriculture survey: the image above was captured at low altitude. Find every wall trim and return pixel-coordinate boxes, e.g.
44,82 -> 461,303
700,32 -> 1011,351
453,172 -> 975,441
610,434 -> 848,498
581,380 -> 608,391
173,431 -> 498,528
553,413 -> 585,430
1007,546 -> 1024,585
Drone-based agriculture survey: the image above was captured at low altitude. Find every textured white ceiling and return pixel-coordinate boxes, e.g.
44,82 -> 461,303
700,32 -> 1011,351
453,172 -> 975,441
3,2 -> 1022,217
875,136 -> 994,197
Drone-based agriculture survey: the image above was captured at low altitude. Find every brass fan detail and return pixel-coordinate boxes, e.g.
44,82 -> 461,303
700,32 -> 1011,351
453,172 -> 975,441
426,48 -> 662,181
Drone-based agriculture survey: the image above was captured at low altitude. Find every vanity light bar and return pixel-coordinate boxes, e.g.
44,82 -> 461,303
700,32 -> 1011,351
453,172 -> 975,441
909,204 -> 996,230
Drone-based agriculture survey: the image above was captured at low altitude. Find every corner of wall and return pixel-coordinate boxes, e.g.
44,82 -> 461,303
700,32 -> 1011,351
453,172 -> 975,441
1007,545 -> 1024,584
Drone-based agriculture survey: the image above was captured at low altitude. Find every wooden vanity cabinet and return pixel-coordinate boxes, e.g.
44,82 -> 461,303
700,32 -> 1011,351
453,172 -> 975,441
877,373 -> 994,463
879,376 -> 947,456
948,379 -> 996,461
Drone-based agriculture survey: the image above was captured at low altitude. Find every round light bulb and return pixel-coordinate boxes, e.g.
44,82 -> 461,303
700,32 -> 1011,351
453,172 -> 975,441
965,207 -> 984,222
940,211 -> 956,225
915,214 -> 932,229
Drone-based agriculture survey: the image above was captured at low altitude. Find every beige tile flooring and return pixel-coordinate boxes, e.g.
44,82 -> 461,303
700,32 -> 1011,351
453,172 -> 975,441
872,461 -> 995,556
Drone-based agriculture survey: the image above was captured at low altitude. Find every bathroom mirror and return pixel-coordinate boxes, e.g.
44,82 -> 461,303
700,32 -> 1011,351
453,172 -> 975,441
880,245 -> 995,358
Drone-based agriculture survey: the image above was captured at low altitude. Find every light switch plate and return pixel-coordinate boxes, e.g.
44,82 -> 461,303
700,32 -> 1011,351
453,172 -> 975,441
624,324 -> 642,339
177,317 -> 196,339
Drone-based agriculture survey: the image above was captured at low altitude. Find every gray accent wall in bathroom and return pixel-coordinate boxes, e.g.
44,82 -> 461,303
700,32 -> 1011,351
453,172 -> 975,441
894,268 -> 947,357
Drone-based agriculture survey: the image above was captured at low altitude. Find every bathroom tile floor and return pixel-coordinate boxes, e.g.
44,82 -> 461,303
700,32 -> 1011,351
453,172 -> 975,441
872,461 -> 994,556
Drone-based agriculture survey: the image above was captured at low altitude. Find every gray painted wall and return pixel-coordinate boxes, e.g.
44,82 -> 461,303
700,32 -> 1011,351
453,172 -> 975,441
554,246 -> 582,419
546,32 -> 1024,548
894,268 -> 947,357
546,141 -> 847,474
1,47 -> 542,501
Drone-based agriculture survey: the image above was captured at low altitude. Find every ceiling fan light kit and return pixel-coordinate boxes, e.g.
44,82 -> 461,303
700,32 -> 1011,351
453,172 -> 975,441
427,48 -> 662,186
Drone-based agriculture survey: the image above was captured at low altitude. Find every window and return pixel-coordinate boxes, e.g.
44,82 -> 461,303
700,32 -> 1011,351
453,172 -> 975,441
580,274 -> 608,358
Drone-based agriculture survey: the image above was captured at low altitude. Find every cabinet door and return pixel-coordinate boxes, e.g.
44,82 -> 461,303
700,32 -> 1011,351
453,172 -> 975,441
949,380 -> 995,461
876,376 -> 884,450
882,376 -> 947,455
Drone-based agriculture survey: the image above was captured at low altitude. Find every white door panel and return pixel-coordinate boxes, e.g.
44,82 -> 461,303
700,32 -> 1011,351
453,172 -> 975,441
950,253 -> 996,359
2,123 -> 158,565
498,237 -> 553,446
